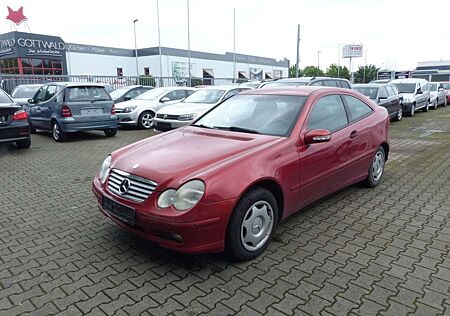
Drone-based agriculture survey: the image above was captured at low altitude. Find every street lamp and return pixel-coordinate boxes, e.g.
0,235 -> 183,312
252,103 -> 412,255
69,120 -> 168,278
133,19 -> 139,77
317,50 -> 321,74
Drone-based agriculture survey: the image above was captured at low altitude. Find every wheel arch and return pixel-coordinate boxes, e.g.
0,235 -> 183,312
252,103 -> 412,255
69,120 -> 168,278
380,142 -> 389,161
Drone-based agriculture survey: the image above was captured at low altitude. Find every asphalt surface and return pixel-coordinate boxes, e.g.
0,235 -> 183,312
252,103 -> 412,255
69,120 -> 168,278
0,106 -> 449,315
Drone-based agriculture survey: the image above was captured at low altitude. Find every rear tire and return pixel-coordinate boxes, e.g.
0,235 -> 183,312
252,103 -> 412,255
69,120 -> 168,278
225,187 -> 278,262
432,99 -> 438,110
138,111 -> 154,129
52,121 -> 66,142
104,128 -> 117,137
16,136 -> 31,149
362,146 -> 386,188
423,100 -> 429,112
394,104 -> 403,121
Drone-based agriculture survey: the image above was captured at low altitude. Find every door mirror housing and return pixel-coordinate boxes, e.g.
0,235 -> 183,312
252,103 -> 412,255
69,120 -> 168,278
27,98 -> 36,104
123,96 -> 132,101
438,87 -> 444,92
304,129 -> 331,145
160,97 -> 170,103
416,89 -> 422,94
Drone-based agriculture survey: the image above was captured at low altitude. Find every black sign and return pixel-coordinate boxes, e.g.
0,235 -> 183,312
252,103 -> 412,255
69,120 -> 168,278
377,71 -> 392,80
395,71 -> 410,79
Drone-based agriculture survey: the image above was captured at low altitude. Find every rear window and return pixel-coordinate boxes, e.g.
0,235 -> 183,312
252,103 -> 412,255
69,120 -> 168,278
65,86 -> 111,102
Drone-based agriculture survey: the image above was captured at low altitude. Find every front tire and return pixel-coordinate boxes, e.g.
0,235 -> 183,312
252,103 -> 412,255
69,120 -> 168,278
138,111 -> 154,129
407,103 -> 415,117
394,104 -> 403,121
423,100 -> 429,112
16,136 -> 31,149
225,188 -> 278,261
52,121 -> 66,142
362,146 -> 386,188
104,128 -> 117,137
432,99 -> 438,110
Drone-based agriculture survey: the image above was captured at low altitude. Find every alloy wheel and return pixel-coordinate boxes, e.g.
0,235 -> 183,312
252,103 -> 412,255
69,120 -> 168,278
141,113 -> 154,129
53,123 -> 60,140
371,151 -> 385,182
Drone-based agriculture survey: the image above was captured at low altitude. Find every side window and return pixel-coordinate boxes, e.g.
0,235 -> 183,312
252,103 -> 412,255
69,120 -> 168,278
34,86 -> 47,102
339,81 -> 351,89
343,95 -> 373,122
223,89 -> 239,101
378,87 -> 388,99
307,95 -> 348,132
323,80 -> 338,87
385,86 -> 395,97
310,81 -> 323,86
163,89 -> 186,101
390,85 -> 399,95
185,89 -> 196,97
126,89 -> 141,99
44,85 -> 57,101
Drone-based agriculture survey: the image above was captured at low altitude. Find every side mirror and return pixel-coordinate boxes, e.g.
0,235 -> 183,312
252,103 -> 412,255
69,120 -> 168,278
123,96 -> 131,101
378,96 -> 387,101
27,98 -> 36,104
304,129 -> 331,145
160,97 -> 170,103
438,88 -> 444,92
416,89 -> 422,94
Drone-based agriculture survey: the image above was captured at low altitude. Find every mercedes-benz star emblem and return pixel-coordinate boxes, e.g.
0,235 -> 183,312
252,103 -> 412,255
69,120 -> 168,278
119,179 -> 130,194
163,114 -> 168,120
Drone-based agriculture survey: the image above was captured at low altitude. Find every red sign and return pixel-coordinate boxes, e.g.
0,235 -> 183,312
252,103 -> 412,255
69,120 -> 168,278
6,6 -> 27,26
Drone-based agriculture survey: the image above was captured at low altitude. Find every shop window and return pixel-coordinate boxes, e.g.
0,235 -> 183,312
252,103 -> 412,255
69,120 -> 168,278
238,71 -> 248,79
23,68 -> 33,75
144,67 -> 150,76
117,68 -> 123,77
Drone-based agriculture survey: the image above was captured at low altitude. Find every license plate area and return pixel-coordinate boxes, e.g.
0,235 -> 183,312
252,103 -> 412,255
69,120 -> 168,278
102,196 -> 135,226
81,108 -> 103,116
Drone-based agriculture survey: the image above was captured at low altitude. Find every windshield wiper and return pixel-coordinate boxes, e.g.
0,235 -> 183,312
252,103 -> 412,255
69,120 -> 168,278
192,124 -> 213,129
213,126 -> 260,134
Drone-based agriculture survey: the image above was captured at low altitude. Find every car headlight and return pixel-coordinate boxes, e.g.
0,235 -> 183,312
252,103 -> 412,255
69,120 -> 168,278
157,180 -> 205,211
178,113 -> 196,121
123,106 -> 137,113
98,155 -> 112,184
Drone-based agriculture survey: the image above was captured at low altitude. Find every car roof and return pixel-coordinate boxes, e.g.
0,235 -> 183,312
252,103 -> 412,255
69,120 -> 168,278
354,84 -> 383,88
14,84 -> 43,88
203,85 -> 241,90
240,86 -> 347,96
390,78 -> 427,83
48,82 -> 111,88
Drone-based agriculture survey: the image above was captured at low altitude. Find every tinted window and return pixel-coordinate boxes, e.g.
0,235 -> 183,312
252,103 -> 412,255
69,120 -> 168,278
393,83 -> 416,93
34,86 -> 47,102
339,81 -> 351,89
66,86 -> 111,102
378,87 -> 388,99
126,89 -> 141,99
323,80 -> 338,87
307,95 -> 348,132
194,95 -> 307,137
185,89 -> 196,97
343,95 -> 373,122
163,89 -> 187,101
390,85 -> 399,95
354,86 -> 379,100
310,81 -> 323,86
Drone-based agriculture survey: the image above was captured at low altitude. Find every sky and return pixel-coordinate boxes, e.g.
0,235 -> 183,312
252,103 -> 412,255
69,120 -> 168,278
2,0 -> 450,72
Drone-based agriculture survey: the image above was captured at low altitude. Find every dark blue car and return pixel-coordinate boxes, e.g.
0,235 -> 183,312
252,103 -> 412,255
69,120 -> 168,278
0,89 -> 31,149
28,82 -> 118,142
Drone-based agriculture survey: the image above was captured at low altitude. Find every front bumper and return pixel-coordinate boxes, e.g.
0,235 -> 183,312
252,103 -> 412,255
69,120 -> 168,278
153,118 -> 191,131
0,122 -> 30,143
92,177 -> 235,254
116,111 -> 139,126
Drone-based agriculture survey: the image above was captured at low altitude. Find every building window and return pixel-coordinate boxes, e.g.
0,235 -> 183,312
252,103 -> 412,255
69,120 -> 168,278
19,58 -> 64,76
117,68 -> 123,77
0,58 -> 20,74
202,69 -> 214,85
238,71 -> 248,79
144,67 -> 150,76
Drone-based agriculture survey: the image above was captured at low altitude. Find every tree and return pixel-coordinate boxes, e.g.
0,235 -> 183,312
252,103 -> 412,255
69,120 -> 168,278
289,65 -> 304,77
354,64 -> 379,83
303,66 -> 324,77
325,64 -> 350,80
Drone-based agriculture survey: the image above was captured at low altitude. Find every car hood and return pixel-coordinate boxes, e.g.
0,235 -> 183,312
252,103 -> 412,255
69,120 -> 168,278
157,102 -> 216,115
400,93 -> 415,100
115,99 -> 156,109
111,126 -> 281,189
12,98 -> 29,106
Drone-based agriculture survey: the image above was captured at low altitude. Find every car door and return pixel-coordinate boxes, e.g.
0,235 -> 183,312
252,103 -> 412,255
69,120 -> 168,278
377,86 -> 391,114
298,94 -> 351,206
386,85 -> 400,116
36,85 -> 58,130
28,85 -> 49,129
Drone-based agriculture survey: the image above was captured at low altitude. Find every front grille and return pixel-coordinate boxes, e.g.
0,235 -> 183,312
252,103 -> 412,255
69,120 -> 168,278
115,109 -> 123,113
156,113 -> 180,120
107,169 -> 157,203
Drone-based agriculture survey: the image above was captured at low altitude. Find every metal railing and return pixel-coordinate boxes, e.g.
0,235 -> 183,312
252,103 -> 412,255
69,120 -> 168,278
0,74 -> 255,94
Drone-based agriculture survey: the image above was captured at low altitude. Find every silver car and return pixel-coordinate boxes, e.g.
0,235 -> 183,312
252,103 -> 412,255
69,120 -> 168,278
429,82 -> 447,109
153,86 -> 251,132
115,87 -> 197,129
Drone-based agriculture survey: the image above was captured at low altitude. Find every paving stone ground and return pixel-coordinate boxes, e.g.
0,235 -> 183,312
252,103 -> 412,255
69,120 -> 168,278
0,107 -> 449,315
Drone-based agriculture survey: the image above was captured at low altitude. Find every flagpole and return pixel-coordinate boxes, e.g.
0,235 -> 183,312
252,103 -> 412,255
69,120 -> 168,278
187,0 -> 192,86
233,8 -> 236,83
156,0 -> 163,86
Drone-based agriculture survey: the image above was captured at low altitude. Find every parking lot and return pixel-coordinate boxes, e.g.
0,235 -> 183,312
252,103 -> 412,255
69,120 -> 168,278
0,106 -> 449,315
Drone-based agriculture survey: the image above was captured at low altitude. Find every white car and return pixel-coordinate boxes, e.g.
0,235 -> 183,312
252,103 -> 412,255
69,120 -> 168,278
429,82 -> 447,109
115,87 -> 197,129
153,86 -> 252,132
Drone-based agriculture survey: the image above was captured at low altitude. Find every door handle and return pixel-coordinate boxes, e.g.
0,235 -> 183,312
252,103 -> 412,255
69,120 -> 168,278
350,130 -> 358,139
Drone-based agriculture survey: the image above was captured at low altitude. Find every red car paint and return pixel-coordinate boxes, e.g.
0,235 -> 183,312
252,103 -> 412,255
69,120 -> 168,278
92,87 -> 390,254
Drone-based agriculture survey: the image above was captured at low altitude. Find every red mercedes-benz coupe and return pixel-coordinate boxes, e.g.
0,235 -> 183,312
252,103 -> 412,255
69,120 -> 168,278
92,87 -> 390,261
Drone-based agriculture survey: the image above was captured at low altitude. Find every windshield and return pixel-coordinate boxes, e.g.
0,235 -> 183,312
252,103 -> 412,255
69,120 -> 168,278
183,89 -> 226,104
194,94 -> 307,137
393,83 -> 416,93
429,83 -> 437,91
109,87 -> 130,99
261,81 -> 308,89
354,86 -> 379,100
12,85 -> 41,98
135,88 -> 167,100
442,83 -> 450,89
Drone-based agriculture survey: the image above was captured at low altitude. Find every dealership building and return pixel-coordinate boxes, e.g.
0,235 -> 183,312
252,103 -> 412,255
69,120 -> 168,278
0,31 -> 289,80
412,60 -> 450,82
